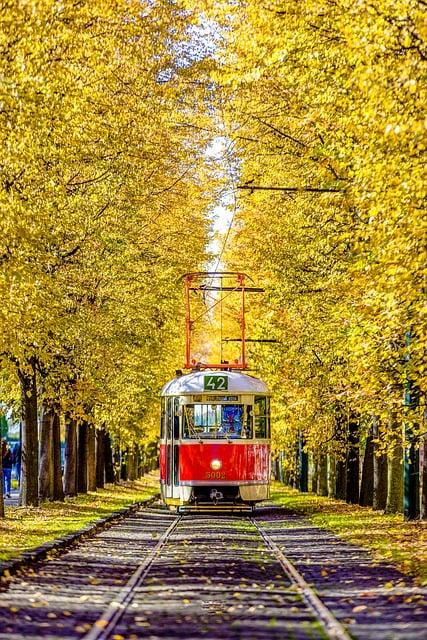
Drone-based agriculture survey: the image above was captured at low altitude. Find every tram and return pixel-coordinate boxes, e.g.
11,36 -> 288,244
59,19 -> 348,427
160,369 -> 271,510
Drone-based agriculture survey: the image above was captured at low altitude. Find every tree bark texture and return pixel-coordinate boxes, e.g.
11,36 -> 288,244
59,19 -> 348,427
360,430 -> 374,506
87,425 -> 97,492
52,405 -> 64,501
64,413 -> 78,496
77,421 -> 88,493
386,441 -> 404,514
120,448 -> 128,481
18,361 -> 39,506
318,454 -> 328,496
135,445 -> 142,479
0,447 -> 4,517
373,451 -> 388,511
327,455 -> 336,498
346,412 -> 360,504
334,405 -> 347,500
113,445 -> 121,483
311,455 -> 318,493
421,429 -> 427,520
128,448 -> 136,481
39,399 -> 53,500
96,428 -> 105,488
104,432 -> 115,484
335,458 -> 347,500
372,417 -> 387,510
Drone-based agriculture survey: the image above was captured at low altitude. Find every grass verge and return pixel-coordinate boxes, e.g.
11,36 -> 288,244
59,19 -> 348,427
271,483 -> 427,585
0,473 -> 159,562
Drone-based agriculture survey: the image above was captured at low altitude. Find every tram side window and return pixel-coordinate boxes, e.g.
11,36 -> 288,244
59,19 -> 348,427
166,397 -> 174,439
254,396 -> 268,438
160,398 -> 166,439
173,397 -> 180,439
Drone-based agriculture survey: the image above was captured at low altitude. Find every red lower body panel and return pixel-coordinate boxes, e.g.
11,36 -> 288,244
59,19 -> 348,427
178,443 -> 270,484
159,445 -> 167,481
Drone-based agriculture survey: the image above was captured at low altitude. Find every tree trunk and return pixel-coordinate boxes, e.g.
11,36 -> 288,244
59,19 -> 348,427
311,455 -> 318,493
104,432 -> 115,484
77,421 -> 88,493
120,448 -> 128,481
39,399 -> 53,500
372,417 -> 388,510
96,428 -> 105,488
373,453 -> 388,510
113,445 -> 121,483
346,412 -> 360,504
386,440 -> 404,514
87,425 -> 96,492
128,447 -> 136,481
135,445 -> 142,479
64,413 -> 78,496
420,430 -> 427,520
18,361 -> 39,506
298,437 -> 308,492
52,405 -> 64,501
327,455 -> 336,498
0,446 -> 4,517
336,458 -> 347,500
334,404 -> 347,500
318,454 -> 328,496
360,430 -> 374,506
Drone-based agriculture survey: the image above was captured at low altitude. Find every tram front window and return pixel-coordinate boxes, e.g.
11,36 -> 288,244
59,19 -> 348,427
183,404 -> 249,439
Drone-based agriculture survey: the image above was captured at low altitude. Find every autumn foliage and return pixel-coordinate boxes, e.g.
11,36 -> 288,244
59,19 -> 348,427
208,0 -> 426,514
0,0 -> 214,506
0,1 -> 425,516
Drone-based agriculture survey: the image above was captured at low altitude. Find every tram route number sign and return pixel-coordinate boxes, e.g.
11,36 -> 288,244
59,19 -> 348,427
204,375 -> 228,391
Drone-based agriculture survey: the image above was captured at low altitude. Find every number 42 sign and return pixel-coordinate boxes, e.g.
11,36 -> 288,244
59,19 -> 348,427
204,375 -> 228,391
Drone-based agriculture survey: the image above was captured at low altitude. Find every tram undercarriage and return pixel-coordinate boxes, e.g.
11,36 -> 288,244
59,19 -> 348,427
161,482 -> 270,512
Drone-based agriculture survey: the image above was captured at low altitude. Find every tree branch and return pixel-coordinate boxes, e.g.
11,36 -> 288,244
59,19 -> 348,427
238,184 -> 345,193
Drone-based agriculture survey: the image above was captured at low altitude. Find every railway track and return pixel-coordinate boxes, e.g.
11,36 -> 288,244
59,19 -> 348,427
82,510 -> 351,640
0,504 -> 425,639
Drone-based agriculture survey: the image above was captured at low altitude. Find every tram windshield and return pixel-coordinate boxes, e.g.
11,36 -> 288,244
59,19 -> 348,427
183,404 -> 250,439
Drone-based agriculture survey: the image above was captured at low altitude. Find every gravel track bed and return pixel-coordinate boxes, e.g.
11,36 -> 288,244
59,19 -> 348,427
0,506 -> 425,639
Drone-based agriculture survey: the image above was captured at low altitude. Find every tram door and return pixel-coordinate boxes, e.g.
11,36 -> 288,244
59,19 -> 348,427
165,397 -> 180,499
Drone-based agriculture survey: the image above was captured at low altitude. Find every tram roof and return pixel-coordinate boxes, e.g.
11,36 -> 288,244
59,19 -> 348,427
161,370 -> 269,396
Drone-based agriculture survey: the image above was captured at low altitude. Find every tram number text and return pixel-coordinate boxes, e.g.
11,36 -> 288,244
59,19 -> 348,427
204,375 -> 228,391
205,471 -> 226,480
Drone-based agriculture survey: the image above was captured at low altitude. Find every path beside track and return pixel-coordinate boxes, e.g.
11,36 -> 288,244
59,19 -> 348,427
0,504 -> 425,639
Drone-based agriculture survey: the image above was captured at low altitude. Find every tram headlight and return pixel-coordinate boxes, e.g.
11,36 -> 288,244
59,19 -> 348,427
210,459 -> 222,471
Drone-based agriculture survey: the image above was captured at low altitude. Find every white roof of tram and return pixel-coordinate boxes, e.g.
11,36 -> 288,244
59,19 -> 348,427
161,370 -> 269,396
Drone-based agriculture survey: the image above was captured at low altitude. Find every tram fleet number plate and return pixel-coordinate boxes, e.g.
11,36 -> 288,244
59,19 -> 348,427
204,375 -> 228,391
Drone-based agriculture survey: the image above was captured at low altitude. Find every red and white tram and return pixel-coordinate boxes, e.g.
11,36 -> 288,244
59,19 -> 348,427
160,369 -> 271,510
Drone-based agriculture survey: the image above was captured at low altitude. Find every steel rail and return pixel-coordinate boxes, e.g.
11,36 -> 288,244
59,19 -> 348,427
83,515 -> 181,640
250,518 -> 352,640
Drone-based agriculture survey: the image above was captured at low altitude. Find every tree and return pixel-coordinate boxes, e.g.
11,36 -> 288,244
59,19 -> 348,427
207,0 -> 425,513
